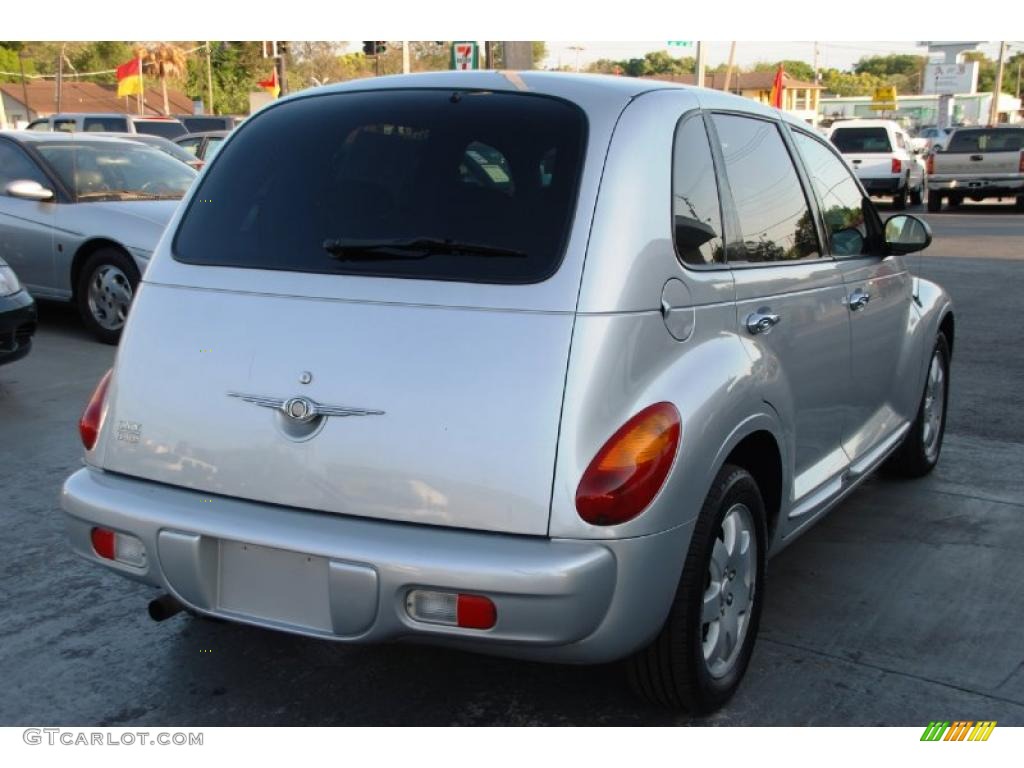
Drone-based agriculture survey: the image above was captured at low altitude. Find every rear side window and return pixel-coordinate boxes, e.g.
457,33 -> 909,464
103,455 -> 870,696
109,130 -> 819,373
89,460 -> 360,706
830,127 -> 892,153
712,114 -> 818,263
84,117 -> 130,132
174,90 -> 587,284
672,114 -> 724,266
947,129 -> 1024,153
134,120 -> 186,139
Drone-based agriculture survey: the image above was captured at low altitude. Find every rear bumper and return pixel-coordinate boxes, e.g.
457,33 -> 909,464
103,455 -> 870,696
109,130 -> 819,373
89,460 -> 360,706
0,290 -> 37,367
860,176 -> 903,194
62,468 -> 693,664
929,177 -> 1024,196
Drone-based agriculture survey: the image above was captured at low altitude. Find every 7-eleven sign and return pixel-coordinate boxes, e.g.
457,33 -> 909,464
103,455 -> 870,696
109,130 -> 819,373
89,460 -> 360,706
451,41 -> 480,70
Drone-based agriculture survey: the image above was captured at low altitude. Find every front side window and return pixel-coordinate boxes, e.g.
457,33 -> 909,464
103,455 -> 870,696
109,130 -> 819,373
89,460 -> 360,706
713,114 -> 818,263
0,141 -> 48,192
203,136 -> 225,161
26,120 -> 50,131
793,132 -> 873,257
671,114 -> 723,265
36,141 -> 195,201
53,119 -> 77,133
174,90 -> 588,284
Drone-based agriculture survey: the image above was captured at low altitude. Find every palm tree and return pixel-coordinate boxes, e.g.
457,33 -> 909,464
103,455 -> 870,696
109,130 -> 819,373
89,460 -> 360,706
134,43 -> 187,115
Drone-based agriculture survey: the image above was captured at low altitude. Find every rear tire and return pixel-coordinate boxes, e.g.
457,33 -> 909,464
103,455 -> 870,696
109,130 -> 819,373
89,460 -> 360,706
948,194 -> 962,209
76,247 -> 139,345
909,184 -> 923,207
893,186 -> 908,210
927,191 -> 942,212
627,464 -> 767,713
884,333 -> 950,478
1015,196 -> 1024,212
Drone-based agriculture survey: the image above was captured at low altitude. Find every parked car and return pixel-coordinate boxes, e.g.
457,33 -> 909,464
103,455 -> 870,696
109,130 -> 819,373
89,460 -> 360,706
829,118 -> 927,209
916,125 -> 952,153
175,115 -> 242,133
26,113 -> 187,139
926,126 -> 1024,212
88,132 -> 203,170
0,133 -> 196,343
61,72 -> 954,713
173,131 -> 230,167
0,258 -> 36,367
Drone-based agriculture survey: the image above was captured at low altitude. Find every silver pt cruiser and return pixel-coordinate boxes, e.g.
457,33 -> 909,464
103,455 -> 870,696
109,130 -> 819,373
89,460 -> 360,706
62,71 -> 953,713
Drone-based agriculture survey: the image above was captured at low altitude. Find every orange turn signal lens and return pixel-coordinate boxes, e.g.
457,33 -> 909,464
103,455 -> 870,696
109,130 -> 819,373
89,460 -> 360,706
576,402 -> 681,526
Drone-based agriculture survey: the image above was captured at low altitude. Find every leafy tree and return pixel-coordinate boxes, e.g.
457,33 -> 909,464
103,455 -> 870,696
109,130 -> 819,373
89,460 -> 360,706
0,46 -> 37,83
854,54 -> 926,79
821,68 -> 886,97
753,59 -> 816,83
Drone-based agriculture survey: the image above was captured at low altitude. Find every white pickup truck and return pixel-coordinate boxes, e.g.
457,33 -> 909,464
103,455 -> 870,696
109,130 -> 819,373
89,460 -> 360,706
828,119 -> 927,210
927,126 -> 1024,212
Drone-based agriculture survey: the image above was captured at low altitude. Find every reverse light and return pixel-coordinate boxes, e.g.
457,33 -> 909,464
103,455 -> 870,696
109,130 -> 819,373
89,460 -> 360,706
405,590 -> 497,630
891,158 -> 902,174
90,527 -> 147,567
79,369 -> 112,450
576,402 -> 681,526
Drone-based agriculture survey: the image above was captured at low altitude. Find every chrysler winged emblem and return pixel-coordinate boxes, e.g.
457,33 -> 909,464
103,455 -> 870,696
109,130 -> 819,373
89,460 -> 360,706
227,391 -> 384,423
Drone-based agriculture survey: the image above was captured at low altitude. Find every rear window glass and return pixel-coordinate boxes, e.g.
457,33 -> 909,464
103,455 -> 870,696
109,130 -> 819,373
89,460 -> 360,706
946,129 -> 1024,153
830,127 -> 892,154
182,117 -> 230,132
84,117 -> 130,132
134,120 -> 187,139
173,90 -> 587,284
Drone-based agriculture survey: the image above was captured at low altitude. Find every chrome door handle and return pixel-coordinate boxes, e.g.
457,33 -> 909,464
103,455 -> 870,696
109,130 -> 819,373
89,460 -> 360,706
848,290 -> 871,311
746,310 -> 781,335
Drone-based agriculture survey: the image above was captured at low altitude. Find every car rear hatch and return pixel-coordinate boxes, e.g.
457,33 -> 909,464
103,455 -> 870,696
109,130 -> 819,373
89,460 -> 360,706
831,126 -> 896,178
938,128 -> 1024,176
98,86 -> 595,537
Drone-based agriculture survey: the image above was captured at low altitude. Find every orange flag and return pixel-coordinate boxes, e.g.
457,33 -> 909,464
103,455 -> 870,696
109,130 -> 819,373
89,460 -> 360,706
258,69 -> 280,98
769,65 -> 785,109
116,58 -> 143,97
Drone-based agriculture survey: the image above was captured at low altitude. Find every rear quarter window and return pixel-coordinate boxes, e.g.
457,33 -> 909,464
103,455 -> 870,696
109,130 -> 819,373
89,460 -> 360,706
173,90 -> 588,284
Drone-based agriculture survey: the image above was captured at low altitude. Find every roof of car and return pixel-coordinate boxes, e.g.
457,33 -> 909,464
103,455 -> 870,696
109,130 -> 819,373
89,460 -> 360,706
3,131 -> 155,145
829,119 -> 902,128
176,130 -> 231,141
270,70 -> 803,128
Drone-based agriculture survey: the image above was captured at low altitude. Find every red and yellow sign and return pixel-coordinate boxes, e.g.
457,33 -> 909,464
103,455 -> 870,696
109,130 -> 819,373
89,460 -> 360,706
116,58 -> 143,97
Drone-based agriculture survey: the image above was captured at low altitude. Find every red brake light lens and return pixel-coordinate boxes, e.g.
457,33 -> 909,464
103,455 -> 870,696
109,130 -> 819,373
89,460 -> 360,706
891,158 -> 902,174
576,402 -> 681,526
91,527 -> 116,560
926,154 -> 935,175
79,369 -> 113,450
456,594 -> 497,629
1019,151 -> 1024,173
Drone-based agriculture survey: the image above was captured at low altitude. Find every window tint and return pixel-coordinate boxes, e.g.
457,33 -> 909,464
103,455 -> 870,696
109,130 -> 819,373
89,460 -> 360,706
174,91 -> 587,284
712,114 -> 818,263
84,117 -> 130,132
947,129 -> 1024,153
793,132 -> 871,257
133,120 -> 187,139
672,114 -> 723,265
0,140 -> 48,192
830,127 -> 892,153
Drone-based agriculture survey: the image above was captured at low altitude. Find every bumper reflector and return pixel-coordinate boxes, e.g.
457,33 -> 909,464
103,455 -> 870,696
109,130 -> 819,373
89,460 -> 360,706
406,589 -> 497,630
90,527 -> 147,567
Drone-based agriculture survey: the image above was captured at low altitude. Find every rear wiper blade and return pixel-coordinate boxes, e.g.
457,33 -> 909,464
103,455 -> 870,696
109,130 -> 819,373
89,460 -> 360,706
322,237 -> 526,260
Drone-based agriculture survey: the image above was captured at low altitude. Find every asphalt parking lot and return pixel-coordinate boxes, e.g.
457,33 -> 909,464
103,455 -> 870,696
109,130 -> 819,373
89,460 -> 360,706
2,202 -> 1023,726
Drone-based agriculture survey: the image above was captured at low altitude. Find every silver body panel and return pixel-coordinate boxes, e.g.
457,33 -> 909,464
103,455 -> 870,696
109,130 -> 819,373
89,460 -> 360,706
62,73 -> 954,661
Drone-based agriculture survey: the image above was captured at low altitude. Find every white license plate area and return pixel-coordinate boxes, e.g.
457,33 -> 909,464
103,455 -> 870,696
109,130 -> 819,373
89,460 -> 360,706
218,540 -> 332,631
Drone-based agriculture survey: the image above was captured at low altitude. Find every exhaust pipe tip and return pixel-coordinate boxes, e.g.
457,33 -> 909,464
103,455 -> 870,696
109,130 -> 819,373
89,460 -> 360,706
148,593 -> 184,622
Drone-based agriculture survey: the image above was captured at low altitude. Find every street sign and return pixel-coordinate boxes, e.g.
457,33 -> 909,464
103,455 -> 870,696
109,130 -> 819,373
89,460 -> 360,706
667,41 -> 693,47
870,86 -> 898,111
923,62 -> 979,96
451,41 -> 480,70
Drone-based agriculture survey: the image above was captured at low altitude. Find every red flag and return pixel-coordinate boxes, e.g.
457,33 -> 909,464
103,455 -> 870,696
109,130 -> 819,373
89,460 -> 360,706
258,69 -> 280,98
116,58 -> 143,97
769,65 -> 785,109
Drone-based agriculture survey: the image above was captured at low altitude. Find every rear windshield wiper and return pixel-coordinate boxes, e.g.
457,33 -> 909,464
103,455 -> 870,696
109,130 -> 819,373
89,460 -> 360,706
322,237 -> 526,261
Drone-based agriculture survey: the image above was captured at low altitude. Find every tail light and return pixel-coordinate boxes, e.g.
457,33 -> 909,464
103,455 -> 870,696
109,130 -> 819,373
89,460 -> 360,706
926,154 -> 935,175
91,527 -> 147,567
1019,151 -> 1024,173
891,158 -> 902,174
576,402 -> 681,526
79,369 -> 113,450
405,590 -> 497,630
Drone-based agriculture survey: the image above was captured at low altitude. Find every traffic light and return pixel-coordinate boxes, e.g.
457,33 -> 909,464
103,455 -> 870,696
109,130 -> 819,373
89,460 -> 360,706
375,41 -> 387,55
362,41 -> 375,56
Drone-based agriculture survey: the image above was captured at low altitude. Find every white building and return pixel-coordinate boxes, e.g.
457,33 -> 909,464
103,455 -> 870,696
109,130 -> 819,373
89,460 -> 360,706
819,92 -> 1022,128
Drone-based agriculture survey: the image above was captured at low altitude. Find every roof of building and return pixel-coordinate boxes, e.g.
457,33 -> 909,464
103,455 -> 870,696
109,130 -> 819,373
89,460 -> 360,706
646,71 -> 823,91
0,81 -> 193,116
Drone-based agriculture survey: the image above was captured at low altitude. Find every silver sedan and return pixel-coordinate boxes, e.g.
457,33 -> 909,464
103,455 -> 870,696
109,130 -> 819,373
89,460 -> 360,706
0,133 -> 195,343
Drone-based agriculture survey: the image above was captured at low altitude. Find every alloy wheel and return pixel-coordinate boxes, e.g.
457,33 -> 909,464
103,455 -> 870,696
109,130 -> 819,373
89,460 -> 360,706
86,264 -> 133,331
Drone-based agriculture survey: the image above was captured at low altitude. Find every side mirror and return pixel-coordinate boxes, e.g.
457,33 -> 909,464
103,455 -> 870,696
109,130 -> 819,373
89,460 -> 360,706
5,179 -> 54,202
885,214 -> 932,255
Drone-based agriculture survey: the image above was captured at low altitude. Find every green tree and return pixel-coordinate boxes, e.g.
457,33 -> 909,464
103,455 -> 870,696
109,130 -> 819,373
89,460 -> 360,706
753,59 -> 816,82
0,46 -> 37,83
822,68 -> 886,97
854,54 -> 926,79
185,41 -> 264,115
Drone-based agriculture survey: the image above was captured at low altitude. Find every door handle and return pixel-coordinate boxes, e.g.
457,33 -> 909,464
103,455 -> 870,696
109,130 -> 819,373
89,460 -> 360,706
848,289 -> 871,311
746,310 -> 781,335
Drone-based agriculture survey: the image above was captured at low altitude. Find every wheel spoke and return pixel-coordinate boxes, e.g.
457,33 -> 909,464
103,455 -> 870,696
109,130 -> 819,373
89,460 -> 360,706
702,581 -> 722,624
711,538 -> 729,578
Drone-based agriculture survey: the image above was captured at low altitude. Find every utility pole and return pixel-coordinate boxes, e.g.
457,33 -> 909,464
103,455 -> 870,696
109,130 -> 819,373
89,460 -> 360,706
56,44 -> 64,112
989,41 -> 1007,126
402,41 -> 410,73
695,41 -> 706,87
18,50 -> 30,124
205,42 -> 214,115
567,44 -> 584,73
723,41 -> 737,92
1017,58 -> 1021,99
276,42 -> 288,97
813,41 -> 820,85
